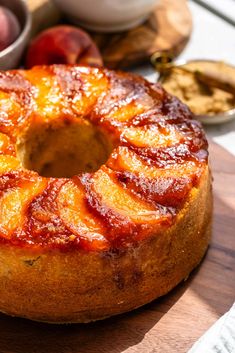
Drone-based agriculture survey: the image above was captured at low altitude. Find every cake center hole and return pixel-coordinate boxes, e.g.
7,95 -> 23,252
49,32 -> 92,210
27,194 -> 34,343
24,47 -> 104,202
16,120 -> 113,178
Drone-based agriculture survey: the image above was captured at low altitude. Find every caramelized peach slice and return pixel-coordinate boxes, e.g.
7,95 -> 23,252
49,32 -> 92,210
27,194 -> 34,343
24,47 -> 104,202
104,97 -> 153,123
57,180 -> 109,250
0,176 -> 47,238
107,147 -> 205,208
56,66 -> 108,117
0,91 -> 24,134
121,124 -> 182,148
0,155 -> 21,174
22,67 -> 65,121
91,166 -> 167,224
108,146 -> 202,180
23,66 -> 108,121
0,133 -> 15,155
93,74 -> 158,124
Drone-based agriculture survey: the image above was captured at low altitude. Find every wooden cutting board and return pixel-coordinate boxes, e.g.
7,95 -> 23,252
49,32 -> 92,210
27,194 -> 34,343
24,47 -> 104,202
91,0 -> 192,68
0,141 -> 234,353
27,0 -> 192,69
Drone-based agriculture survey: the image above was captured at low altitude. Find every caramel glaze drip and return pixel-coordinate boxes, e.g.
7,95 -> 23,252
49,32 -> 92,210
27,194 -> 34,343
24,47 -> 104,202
0,65 -> 208,251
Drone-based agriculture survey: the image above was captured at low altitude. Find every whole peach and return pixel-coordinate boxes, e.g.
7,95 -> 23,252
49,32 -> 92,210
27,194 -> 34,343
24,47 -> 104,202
0,6 -> 21,52
26,25 -> 103,68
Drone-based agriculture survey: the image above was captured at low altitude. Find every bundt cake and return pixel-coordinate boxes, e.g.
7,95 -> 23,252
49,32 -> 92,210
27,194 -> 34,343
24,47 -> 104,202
0,65 -> 212,323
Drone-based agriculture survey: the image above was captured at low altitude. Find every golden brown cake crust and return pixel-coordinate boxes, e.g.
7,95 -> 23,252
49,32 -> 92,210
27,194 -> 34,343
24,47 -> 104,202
0,65 -> 212,323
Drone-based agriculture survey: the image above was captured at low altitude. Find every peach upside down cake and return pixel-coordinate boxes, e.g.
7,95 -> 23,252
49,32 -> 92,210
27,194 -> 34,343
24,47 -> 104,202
0,65 -> 212,323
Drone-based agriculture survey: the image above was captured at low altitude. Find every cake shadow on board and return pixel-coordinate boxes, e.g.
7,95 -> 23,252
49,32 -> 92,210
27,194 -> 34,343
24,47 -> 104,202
191,143 -> 235,315
0,275 -> 192,353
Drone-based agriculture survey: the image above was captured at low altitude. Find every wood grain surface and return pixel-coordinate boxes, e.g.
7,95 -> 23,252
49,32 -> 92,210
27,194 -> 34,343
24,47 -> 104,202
0,140 -> 234,353
92,0 -> 192,68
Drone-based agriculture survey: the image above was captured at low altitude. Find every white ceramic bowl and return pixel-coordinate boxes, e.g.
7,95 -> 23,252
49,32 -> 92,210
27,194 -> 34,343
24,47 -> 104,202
53,0 -> 159,32
0,0 -> 31,70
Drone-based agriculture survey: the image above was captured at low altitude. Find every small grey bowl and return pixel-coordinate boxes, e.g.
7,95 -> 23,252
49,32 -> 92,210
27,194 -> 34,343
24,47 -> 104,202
158,59 -> 235,125
196,108 -> 235,125
0,0 -> 32,70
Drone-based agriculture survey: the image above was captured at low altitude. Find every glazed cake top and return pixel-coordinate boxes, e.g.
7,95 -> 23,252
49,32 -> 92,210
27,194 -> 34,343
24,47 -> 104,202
0,65 -> 208,252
